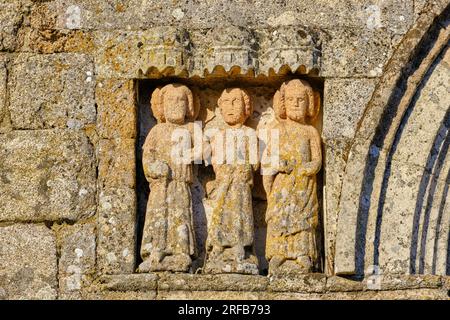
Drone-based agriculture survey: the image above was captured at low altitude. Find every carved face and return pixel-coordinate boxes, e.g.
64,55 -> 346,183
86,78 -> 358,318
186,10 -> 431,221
285,84 -> 308,123
163,87 -> 188,124
219,89 -> 246,126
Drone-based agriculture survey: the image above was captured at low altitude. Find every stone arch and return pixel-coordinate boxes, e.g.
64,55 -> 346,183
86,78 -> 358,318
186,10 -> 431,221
335,2 -> 450,276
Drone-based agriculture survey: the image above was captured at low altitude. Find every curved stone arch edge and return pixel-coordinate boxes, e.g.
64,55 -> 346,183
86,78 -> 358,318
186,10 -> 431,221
334,1 -> 450,276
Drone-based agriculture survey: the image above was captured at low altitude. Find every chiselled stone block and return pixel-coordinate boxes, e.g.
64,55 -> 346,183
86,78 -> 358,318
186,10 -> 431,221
268,274 -> 327,293
57,223 -> 96,299
8,53 -> 95,130
94,29 -> 188,79
0,56 -> 7,130
0,224 -> 57,300
18,28 -> 95,54
0,1 -> 24,51
0,130 -> 96,222
323,139 -> 350,274
323,78 -> 376,141
83,290 -> 157,300
100,274 -> 158,292
157,273 -> 269,292
98,138 -> 136,190
321,28 -> 393,78
97,187 -> 136,274
96,79 -> 136,139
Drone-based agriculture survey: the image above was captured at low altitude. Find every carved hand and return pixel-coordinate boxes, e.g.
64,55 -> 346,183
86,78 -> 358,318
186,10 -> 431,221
279,159 -> 295,174
297,161 -> 321,176
147,160 -> 170,179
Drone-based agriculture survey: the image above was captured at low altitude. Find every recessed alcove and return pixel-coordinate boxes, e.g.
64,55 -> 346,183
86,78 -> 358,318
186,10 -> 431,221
135,73 -> 324,275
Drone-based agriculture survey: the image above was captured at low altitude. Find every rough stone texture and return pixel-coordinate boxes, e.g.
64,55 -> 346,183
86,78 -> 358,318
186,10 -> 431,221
84,273 -> 450,300
323,140 -> 351,275
0,224 -> 57,300
321,28 -> 394,77
8,53 -> 95,130
268,274 -> 327,293
336,35 -> 450,276
28,0 -> 413,32
0,0 -> 448,301
18,28 -> 95,54
94,27 -> 319,79
158,274 -> 269,292
0,55 -> 7,131
0,130 -> 96,222
157,290 -> 261,300
94,29 -> 188,79
323,78 -> 377,141
99,274 -> 158,292
83,290 -> 157,300
96,79 -> 136,139
98,138 -> 135,190
56,223 -> 96,300
0,0 -> 25,51
97,187 -> 136,274
326,276 -> 365,292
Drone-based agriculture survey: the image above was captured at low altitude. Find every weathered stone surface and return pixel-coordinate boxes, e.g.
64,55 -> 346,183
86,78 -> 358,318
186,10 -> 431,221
365,274 -> 442,291
321,28 -> 394,78
100,274 -> 158,292
84,274 -> 450,300
323,139 -> 351,275
268,274 -> 327,293
97,187 -> 136,274
0,224 -> 57,300
323,78 -> 376,141
96,79 -> 136,139
29,0 -> 413,32
158,273 -> 268,292
414,0 -> 428,18
326,276 -> 365,292
8,53 -> 95,129
0,1 -> 25,51
157,290 -> 261,300
0,56 -> 7,131
390,46 -> 450,168
0,0 -> 447,302
83,290 -> 157,300
98,138 -> 135,191
137,84 -> 200,273
94,29 -> 187,79
334,139 -> 388,275
203,88 -> 259,275
378,159 -> 447,275
18,28 -> 95,54
0,130 -> 96,222
56,223 -> 96,299
94,27 -> 320,78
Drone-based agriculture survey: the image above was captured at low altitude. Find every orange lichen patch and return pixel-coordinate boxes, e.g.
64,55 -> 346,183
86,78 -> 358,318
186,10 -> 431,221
20,28 -> 95,54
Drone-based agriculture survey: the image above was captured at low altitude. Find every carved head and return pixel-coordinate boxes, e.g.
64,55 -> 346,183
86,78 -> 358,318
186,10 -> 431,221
278,79 -> 319,123
218,88 -> 252,126
150,83 -> 196,124
272,89 -> 283,121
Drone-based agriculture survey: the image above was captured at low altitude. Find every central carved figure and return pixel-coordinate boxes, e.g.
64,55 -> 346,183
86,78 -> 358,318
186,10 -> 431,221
203,88 -> 259,274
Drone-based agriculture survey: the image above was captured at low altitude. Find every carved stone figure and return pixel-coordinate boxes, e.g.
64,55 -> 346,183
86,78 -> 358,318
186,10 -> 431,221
204,88 -> 259,274
263,79 -> 322,275
138,83 -> 198,273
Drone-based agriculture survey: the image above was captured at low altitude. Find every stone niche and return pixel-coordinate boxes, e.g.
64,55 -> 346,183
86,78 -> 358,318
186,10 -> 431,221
95,24 -> 327,279
135,75 -> 324,276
